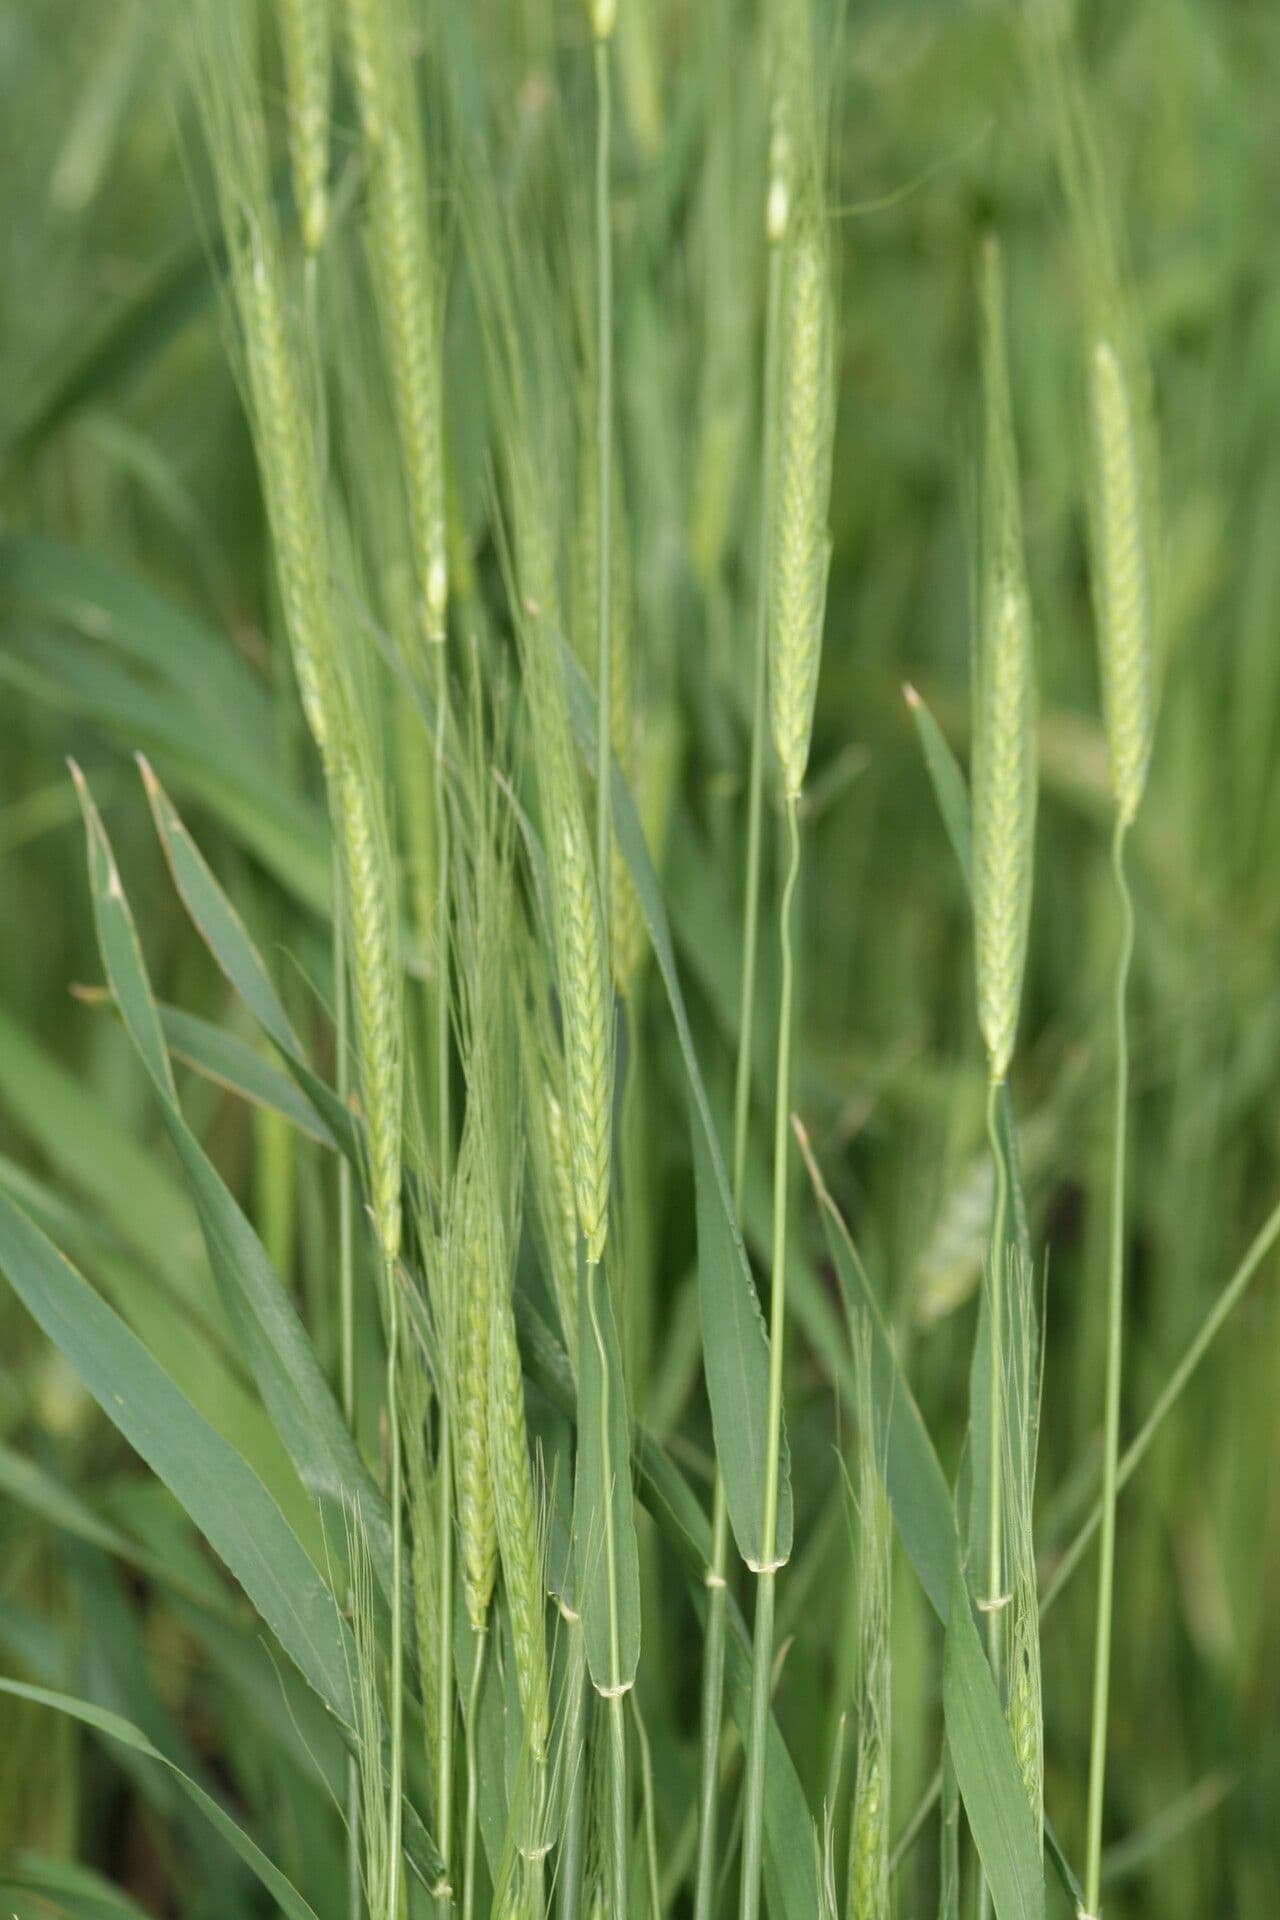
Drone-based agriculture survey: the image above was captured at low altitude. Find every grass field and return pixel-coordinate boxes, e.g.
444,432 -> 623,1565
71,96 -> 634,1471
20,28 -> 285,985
2,3 -> 1279,1916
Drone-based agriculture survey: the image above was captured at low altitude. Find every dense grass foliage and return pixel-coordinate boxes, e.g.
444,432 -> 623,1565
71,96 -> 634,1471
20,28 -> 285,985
2,4 -> 1280,1917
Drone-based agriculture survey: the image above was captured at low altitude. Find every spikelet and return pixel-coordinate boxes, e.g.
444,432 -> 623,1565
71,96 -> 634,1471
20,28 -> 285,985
451,1121 -> 498,1634
490,1268 -> 551,1767
1088,338 -> 1154,827
520,605 -> 613,1266
276,0 -> 331,254
196,9 -> 334,753
769,189 -> 835,800
971,239 -> 1037,1084
848,1317 -> 890,1920
341,0 -> 448,646
571,386 -> 644,994
521,1006 -> 581,1373
335,744 -> 403,1264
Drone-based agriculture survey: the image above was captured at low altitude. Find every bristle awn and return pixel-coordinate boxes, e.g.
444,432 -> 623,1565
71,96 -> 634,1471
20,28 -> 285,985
694,92 -> 788,1920
968,234 -> 1036,1920
740,117 -> 836,1920
276,0 -> 331,257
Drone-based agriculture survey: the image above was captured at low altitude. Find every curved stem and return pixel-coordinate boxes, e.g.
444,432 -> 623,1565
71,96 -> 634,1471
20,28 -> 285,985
385,1253 -> 404,1920
462,1629 -> 487,1920
335,852 -> 361,1920
976,1078 -> 1010,1920
585,1252 -> 628,1916
432,640 -> 455,1898
1083,819 -> 1135,1916
696,231 -> 785,1920
593,31 -> 614,960
739,796 -> 802,1920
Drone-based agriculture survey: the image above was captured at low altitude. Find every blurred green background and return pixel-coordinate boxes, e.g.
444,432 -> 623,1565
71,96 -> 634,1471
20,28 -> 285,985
3,2 -> 1279,1912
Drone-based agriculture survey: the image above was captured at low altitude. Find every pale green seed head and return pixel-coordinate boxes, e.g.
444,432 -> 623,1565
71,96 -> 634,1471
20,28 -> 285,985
770,195 -> 835,800
1088,338 -> 1154,827
972,236 -> 1037,1085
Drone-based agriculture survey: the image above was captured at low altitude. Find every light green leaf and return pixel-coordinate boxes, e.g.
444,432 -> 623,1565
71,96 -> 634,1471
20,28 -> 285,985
942,1560 -> 1045,1920
72,768 -> 394,1614
573,1257 -> 642,1693
798,1127 -> 958,1623
906,684 -> 972,888
0,1191 -> 357,1727
0,1677 -> 320,1920
140,758 -> 355,1152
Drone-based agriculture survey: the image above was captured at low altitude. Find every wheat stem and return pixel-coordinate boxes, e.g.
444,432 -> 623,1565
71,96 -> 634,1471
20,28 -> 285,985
557,1629 -> 591,1920
1083,819 -> 1134,1916
462,1628 -> 486,1920
585,1249 -> 628,1914
334,846 -> 361,1920
382,1251 -> 405,1920
740,793 -> 802,1920
593,31 -> 615,964
695,230 -> 785,1920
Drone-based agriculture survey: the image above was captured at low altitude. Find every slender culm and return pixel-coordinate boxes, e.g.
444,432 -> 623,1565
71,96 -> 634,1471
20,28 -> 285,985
847,1322 -> 890,1920
769,192 -> 834,801
276,0 -> 331,255
1088,338 -> 1153,828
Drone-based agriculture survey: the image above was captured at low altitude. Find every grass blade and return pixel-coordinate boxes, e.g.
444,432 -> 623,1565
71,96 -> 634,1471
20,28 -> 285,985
942,1560 -> 1045,1920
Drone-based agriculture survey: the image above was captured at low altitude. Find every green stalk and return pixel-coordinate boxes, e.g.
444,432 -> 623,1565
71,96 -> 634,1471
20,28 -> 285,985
632,1692 -> 662,1920
1043,1184 -> 1280,1615
385,1252 -> 404,1920
593,30 -> 614,948
591,27 -> 627,1912
433,639 -> 455,1899
975,1079 -> 1010,1920
335,853 -> 361,1920
694,236 -> 784,1920
586,1252 -> 629,1918
739,795 -> 802,1920
462,1629 -> 487,1920
1083,819 -> 1135,1916
557,1629 -> 591,1920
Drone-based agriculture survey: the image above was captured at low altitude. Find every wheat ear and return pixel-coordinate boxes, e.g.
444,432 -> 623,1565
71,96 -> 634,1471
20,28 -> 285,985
276,0 -> 331,255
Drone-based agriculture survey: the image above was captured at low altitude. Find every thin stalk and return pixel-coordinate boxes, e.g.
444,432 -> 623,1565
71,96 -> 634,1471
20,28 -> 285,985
1043,1184 -> 1280,1615
433,639 -> 455,1898
976,1079 -> 1010,1920
335,856 -> 361,1920
385,1253 -> 404,1920
586,1253 -> 629,1918
739,796 -> 802,1920
557,1629 -> 591,1920
894,1171 -> 1280,1883
593,31 -> 614,954
1083,819 -> 1135,1917
463,1629 -> 487,1920
632,1693 -> 662,1920
695,233 -> 784,1920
